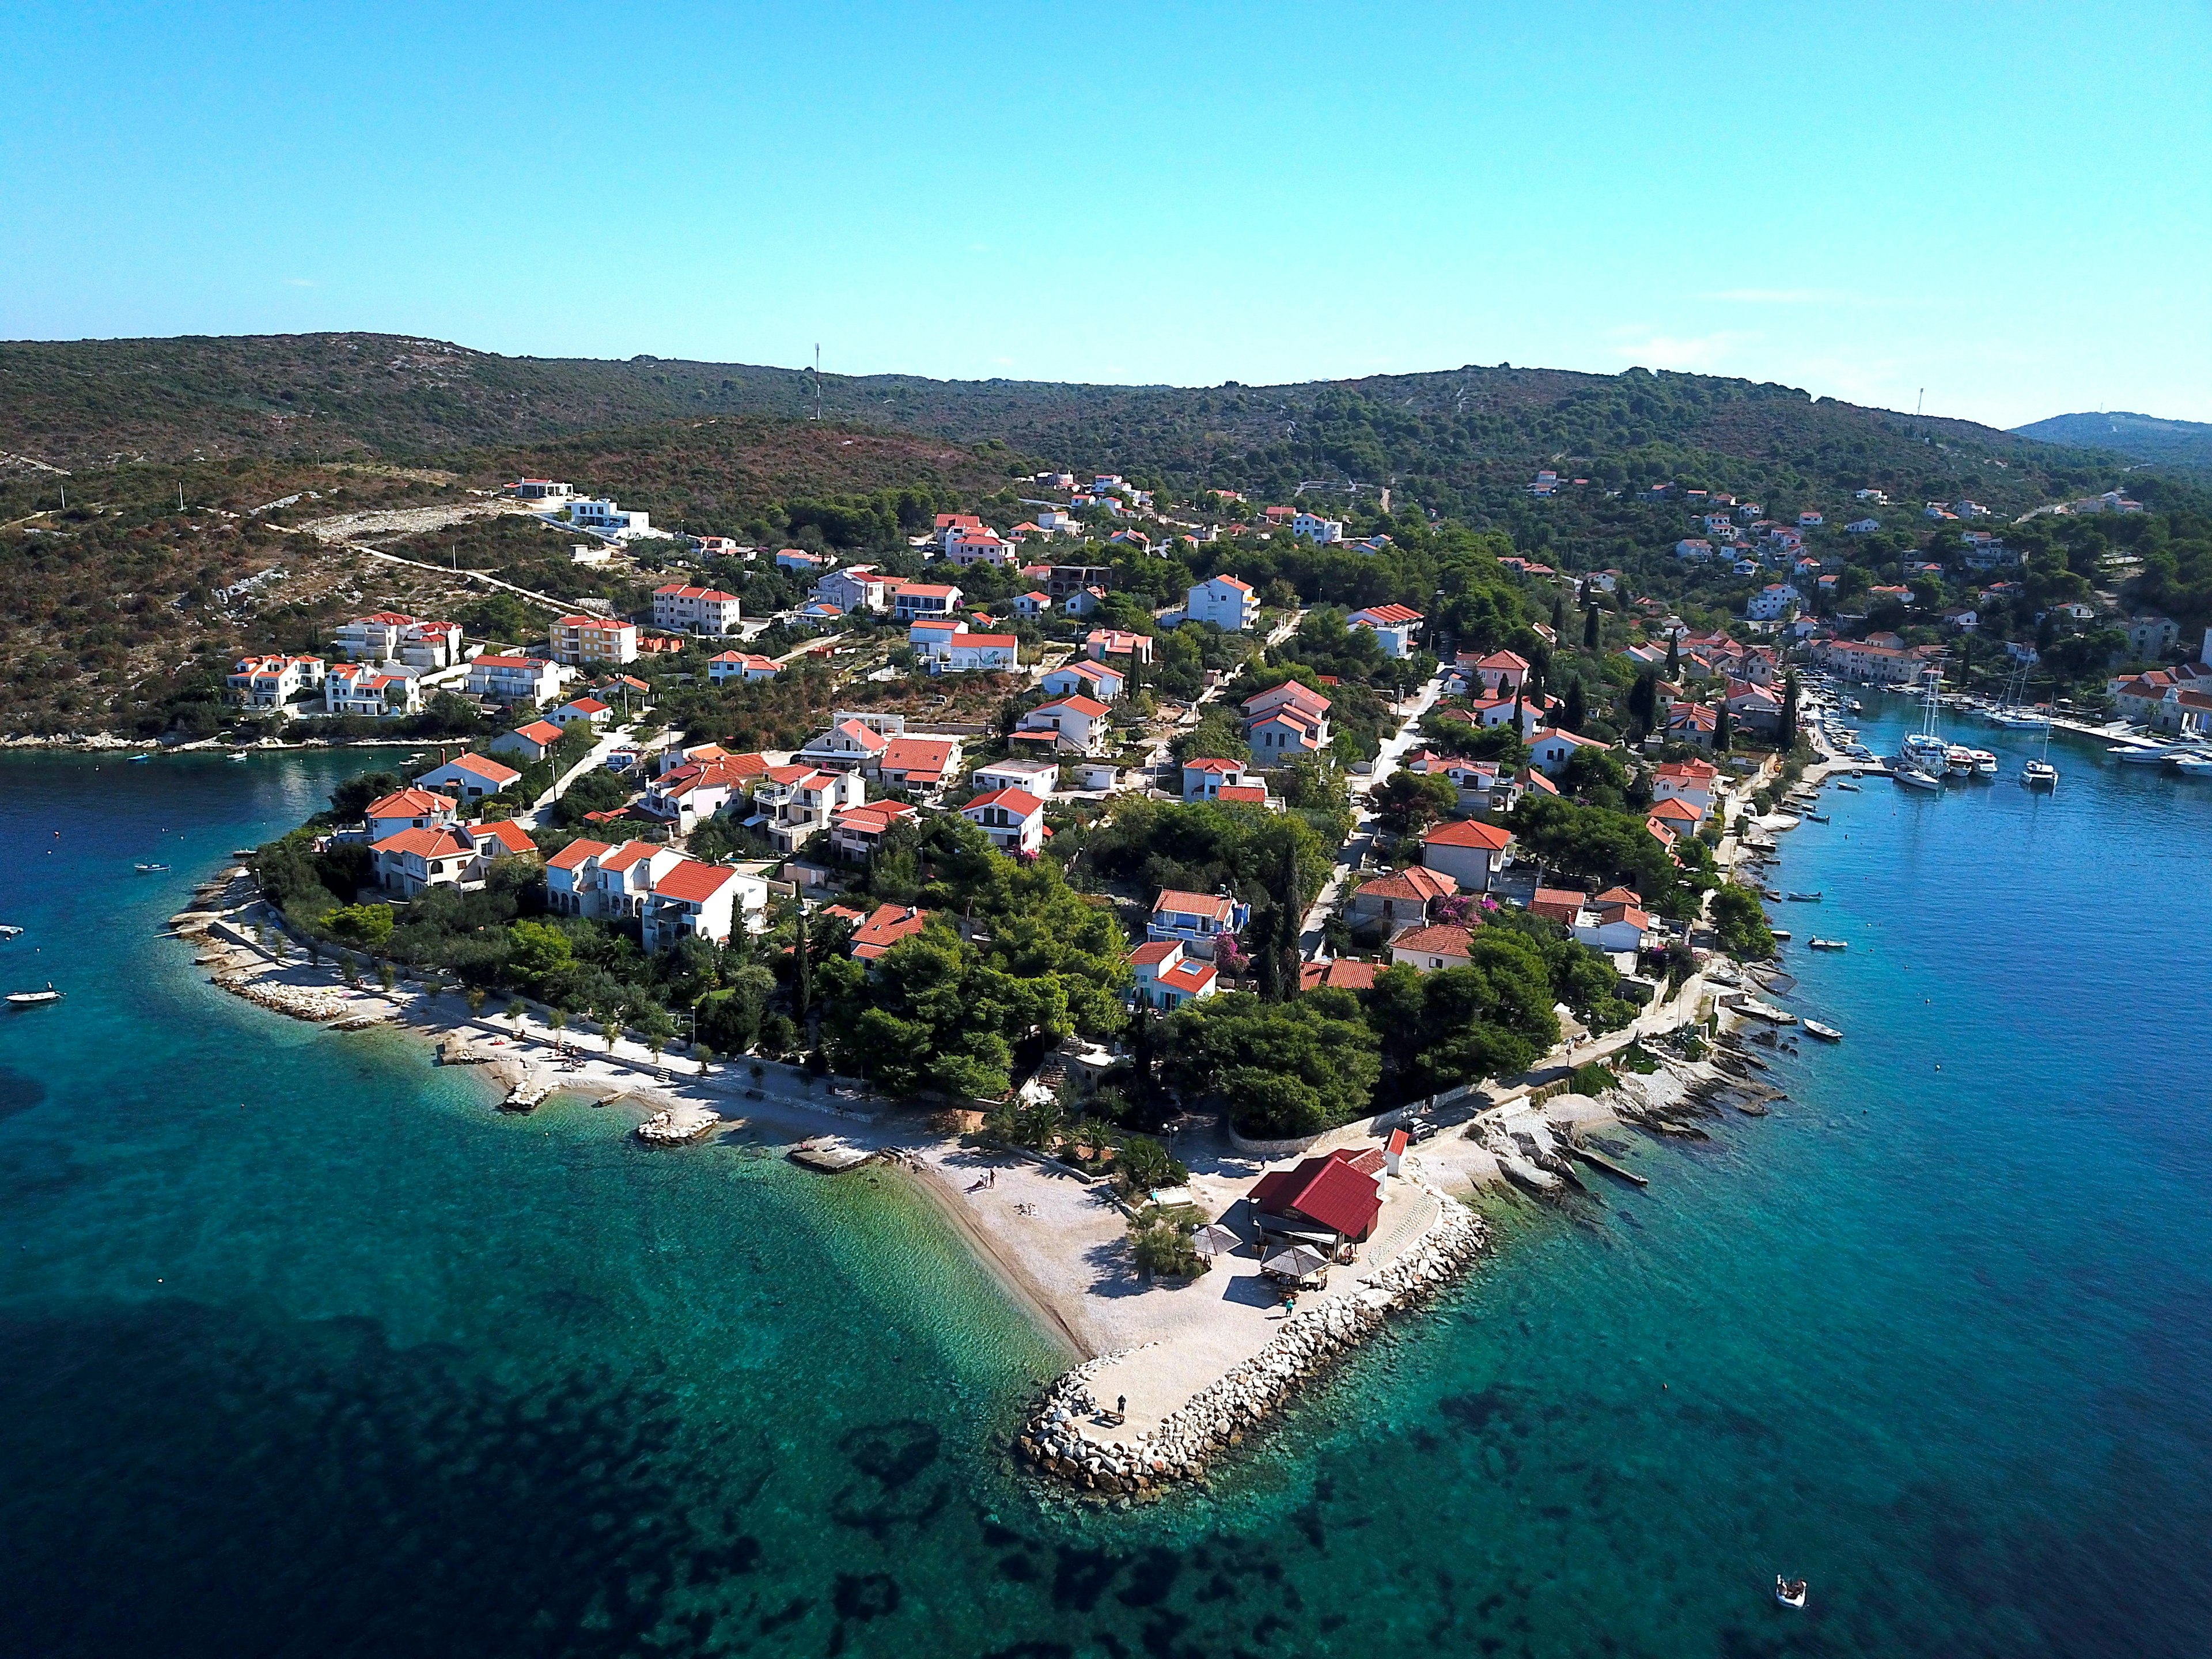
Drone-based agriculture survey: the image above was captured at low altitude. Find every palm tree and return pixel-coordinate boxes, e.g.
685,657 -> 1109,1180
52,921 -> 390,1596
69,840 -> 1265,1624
507,998 -> 527,1034
550,1008 -> 568,1052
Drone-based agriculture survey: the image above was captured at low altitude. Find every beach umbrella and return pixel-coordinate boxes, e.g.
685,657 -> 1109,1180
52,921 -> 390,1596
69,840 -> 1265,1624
1263,1243 -> 1329,1279
1192,1223 -> 1242,1259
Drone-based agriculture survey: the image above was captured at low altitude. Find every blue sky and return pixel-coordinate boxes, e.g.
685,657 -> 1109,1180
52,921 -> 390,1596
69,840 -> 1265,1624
3,1 -> 2208,428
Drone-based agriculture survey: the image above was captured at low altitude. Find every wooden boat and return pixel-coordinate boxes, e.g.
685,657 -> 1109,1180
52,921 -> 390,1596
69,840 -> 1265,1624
1808,937 -> 1848,951
1804,1020 -> 1844,1041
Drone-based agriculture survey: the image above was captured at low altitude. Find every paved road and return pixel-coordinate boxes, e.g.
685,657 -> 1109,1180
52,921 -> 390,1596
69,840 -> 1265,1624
522,722 -> 675,827
1297,664 -> 1452,957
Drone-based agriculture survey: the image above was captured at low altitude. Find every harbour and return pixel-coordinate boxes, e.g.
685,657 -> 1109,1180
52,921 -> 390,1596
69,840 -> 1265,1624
3,729 -> 2211,1654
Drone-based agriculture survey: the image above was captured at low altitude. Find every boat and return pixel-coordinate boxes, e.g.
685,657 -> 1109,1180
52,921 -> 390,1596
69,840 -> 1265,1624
1803,1020 -> 1843,1041
2022,725 -> 2059,789
2110,741 -> 2185,764
1776,1577 -> 1808,1609
1786,891 -> 1823,902
228,751 -> 250,763
1969,749 -> 1999,775
2173,752 -> 2212,778
1846,698 -> 1863,713
1809,937 -> 1848,950
133,862 -> 171,873
1769,929 -> 1792,942
1737,999 -> 1797,1025
1890,759 -> 1942,791
1804,809 -> 1830,822
1762,888 -> 1784,902
230,848 -> 259,859
6,984 -> 62,1008
128,754 -> 151,764
1833,779 -> 1861,792
0,924 -> 22,940
1944,744 -> 1976,776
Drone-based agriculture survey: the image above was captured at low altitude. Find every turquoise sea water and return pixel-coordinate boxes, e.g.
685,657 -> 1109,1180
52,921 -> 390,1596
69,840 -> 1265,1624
2,721 -> 2209,1657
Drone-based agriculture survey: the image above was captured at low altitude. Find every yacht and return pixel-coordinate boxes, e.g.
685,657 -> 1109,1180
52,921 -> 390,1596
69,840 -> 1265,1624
1944,744 -> 1977,776
1891,759 -> 1943,791
2172,751 -> 2212,778
2109,741 -> 2187,764
1970,749 -> 1999,774
2022,725 -> 2059,789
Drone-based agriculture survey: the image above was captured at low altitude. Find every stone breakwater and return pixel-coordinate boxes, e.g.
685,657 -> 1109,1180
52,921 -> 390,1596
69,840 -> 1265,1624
1017,1185 -> 1488,1498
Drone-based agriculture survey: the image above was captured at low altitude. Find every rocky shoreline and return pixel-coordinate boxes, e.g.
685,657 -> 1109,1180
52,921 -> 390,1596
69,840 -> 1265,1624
1017,1180 -> 1488,1499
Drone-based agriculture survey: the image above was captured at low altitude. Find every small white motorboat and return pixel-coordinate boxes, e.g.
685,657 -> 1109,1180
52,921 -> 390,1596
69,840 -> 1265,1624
0,925 -> 21,940
1833,780 -> 1861,792
7,984 -> 62,1008
1786,891 -> 1823,902
128,753 -> 151,764
1804,1020 -> 1843,1041
1969,749 -> 1998,775
228,752 -> 250,763
133,862 -> 171,873
1809,937 -> 1848,951
1775,1577 -> 1808,1609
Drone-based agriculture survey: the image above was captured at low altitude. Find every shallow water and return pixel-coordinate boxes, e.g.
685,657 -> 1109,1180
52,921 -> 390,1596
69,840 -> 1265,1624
1,723 -> 2207,1657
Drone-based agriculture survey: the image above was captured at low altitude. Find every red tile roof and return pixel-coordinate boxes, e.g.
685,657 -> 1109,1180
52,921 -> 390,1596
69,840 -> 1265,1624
366,787 -> 454,820
652,859 -> 740,903
1248,1150 -> 1383,1240
851,904 -> 930,959
1423,818 -> 1512,851
1390,922 -> 1476,960
546,838 -> 614,872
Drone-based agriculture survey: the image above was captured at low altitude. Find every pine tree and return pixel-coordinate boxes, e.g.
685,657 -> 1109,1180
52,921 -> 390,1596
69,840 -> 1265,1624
1563,680 -> 1588,733
1551,593 -> 1567,632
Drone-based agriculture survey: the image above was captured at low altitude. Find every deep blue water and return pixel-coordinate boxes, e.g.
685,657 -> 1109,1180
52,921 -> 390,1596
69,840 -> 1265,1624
1,724 -> 2209,1658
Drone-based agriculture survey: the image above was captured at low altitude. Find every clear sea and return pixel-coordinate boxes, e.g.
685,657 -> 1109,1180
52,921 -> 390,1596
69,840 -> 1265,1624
2,713 -> 2209,1658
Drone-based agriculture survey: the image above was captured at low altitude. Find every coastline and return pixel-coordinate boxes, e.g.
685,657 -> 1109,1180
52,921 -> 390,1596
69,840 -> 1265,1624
171,805 -> 1779,1504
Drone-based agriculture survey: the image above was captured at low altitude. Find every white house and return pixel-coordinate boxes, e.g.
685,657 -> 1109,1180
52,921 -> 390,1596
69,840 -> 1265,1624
491,719 -> 567,764
544,839 -> 681,921
707,651 -> 781,684
550,696 -> 611,728
465,654 -> 562,707
1015,695 -> 1112,754
363,787 -> 457,842
332,612 -> 464,669
942,632 -> 1020,673
1420,817 -> 1512,892
1010,590 -> 1053,619
1846,517 -> 1881,535
1572,896 -> 1652,959
1291,512 -> 1344,544
567,499 -> 655,538
815,567 -> 893,614
416,751 -> 522,802
960,787 -> 1046,856
971,756 -> 1060,798
642,858 -> 762,952
1184,575 -> 1259,632
1347,604 -> 1422,659
753,766 -> 867,853
892,582 -> 963,622
946,528 -> 1016,567
370,825 -> 484,900
1652,758 -> 1718,819
1181,757 -> 1255,801
227,653 -> 325,709
651,584 -> 743,637
1747,583 -> 1801,623
1675,539 -> 1715,561
1388,923 -> 1475,973
323,664 -> 422,718
1527,729 -> 1603,778
1128,940 -> 1219,1010
1038,659 -> 1124,702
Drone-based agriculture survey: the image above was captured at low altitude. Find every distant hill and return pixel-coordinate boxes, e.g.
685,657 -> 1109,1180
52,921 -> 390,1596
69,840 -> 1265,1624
0,332 -> 2139,522
2010,411 -> 2212,469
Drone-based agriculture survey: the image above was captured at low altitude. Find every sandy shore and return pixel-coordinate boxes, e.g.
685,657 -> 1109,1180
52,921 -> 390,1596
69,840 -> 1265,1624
176,861 -> 1754,1500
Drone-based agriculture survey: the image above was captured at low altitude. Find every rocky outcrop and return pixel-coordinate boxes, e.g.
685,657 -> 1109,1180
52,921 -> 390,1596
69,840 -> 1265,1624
1016,1183 -> 1487,1498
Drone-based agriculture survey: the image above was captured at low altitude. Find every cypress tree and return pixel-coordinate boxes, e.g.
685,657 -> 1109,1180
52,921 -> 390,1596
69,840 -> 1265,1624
1779,671 -> 1800,749
1715,705 -> 1733,752
1665,632 -> 1680,677
1563,680 -> 1588,733
1583,604 -> 1601,649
